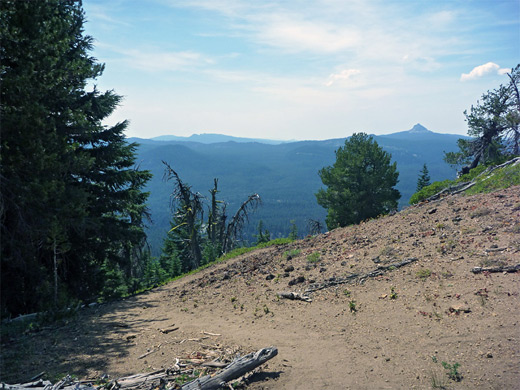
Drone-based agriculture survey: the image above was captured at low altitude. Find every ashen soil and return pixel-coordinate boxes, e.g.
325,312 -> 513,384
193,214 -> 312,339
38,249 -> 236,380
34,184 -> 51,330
2,186 -> 520,389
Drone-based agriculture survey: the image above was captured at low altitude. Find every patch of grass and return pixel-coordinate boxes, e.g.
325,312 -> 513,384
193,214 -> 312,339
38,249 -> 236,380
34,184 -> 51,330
430,371 -> 448,389
417,268 -> 432,280
343,289 -> 351,297
306,252 -> 321,263
390,286 -> 398,300
441,361 -> 462,382
470,208 -> 491,218
349,300 -> 357,313
283,249 -> 301,258
465,163 -> 520,195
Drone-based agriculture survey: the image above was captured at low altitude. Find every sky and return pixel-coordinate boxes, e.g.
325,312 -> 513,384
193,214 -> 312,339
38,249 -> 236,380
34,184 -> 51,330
83,0 -> 520,140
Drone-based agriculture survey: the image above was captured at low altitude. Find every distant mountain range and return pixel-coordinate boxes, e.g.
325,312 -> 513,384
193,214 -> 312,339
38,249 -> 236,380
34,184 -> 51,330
151,133 -> 290,145
130,124 -> 464,256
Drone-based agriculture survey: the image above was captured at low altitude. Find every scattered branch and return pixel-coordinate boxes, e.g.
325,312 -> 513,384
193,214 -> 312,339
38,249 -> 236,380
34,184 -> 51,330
471,264 -> 520,274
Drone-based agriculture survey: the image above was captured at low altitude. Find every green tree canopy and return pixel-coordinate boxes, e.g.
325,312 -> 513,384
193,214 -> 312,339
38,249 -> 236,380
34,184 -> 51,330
316,133 -> 400,229
444,64 -> 520,171
1,0 -> 151,315
416,163 -> 431,192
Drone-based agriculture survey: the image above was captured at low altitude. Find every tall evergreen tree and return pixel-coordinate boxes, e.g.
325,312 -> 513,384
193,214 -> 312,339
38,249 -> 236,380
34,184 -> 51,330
416,164 -> 431,192
316,133 -> 400,229
1,0 -> 151,315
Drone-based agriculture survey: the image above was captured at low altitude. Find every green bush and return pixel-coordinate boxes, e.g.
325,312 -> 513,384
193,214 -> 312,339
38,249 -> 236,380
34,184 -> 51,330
409,161 -> 518,205
409,179 -> 452,204
466,163 -> 520,194
307,252 -> 321,263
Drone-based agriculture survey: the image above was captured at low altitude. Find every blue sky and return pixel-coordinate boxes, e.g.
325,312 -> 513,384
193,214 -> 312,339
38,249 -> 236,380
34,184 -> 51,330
83,0 -> 519,140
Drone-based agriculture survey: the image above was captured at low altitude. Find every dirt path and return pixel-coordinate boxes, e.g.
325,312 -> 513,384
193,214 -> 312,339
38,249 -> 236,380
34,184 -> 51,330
2,187 -> 520,389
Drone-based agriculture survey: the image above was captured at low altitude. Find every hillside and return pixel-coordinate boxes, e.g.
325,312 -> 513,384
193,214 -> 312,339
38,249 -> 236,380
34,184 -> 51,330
132,124 -> 462,255
3,185 -> 519,389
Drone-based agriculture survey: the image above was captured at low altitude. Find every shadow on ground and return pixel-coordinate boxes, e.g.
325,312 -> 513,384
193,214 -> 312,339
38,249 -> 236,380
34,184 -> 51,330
0,291 -> 165,383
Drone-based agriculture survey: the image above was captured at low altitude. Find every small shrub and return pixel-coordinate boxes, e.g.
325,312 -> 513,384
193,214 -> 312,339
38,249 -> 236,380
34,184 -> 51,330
409,180 -> 452,204
307,252 -> 320,263
417,268 -> 432,280
349,300 -> 357,313
390,286 -> 398,300
441,361 -> 462,382
283,249 -> 301,259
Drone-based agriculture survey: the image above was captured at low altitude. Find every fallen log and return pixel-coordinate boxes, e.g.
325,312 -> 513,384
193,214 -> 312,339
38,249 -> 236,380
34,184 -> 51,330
277,292 -> 312,302
1,347 -> 278,390
471,264 -> 520,274
305,257 -> 418,294
181,346 -> 278,390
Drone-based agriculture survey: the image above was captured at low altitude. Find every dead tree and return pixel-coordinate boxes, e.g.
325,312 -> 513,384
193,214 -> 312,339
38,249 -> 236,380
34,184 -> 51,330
222,193 -> 261,253
163,162 -> 203,269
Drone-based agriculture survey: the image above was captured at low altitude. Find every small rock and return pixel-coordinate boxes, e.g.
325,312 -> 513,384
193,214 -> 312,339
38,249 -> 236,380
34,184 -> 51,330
428,208 -> 437,214
284,265 -> 295,273
266,274 -> 275,281
486,352 -> 493,358
288,276 -> 305,286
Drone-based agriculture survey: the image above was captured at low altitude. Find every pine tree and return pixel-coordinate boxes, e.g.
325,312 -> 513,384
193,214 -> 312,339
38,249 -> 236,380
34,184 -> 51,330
444,64 -> 520,171
1,0 -> 151,315
416,164 -> 431,192
316,133 -> 400,229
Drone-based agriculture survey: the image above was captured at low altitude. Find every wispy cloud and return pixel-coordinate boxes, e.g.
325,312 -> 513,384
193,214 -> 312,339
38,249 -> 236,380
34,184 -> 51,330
325,69 -> 361,87
112,47 -> 213,72
255,16 -> 360,53
460,62 -> 510,81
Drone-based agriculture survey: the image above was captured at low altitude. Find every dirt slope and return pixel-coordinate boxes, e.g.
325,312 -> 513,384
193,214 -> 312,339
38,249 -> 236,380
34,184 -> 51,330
2,186 -> 520,389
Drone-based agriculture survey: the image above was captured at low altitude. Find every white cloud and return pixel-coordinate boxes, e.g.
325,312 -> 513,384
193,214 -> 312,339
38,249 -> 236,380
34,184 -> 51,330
460,62 -> 510,81
118,49 -> 213,72
325,69 -> 361,86
257,16 -> 360,53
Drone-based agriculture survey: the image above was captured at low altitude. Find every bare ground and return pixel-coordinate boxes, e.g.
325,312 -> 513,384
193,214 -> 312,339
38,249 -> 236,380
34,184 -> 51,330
2,186 -> 520,389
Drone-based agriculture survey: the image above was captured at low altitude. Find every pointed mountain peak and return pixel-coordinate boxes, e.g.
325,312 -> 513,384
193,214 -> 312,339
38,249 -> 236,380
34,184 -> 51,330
409,123 -> 431,133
